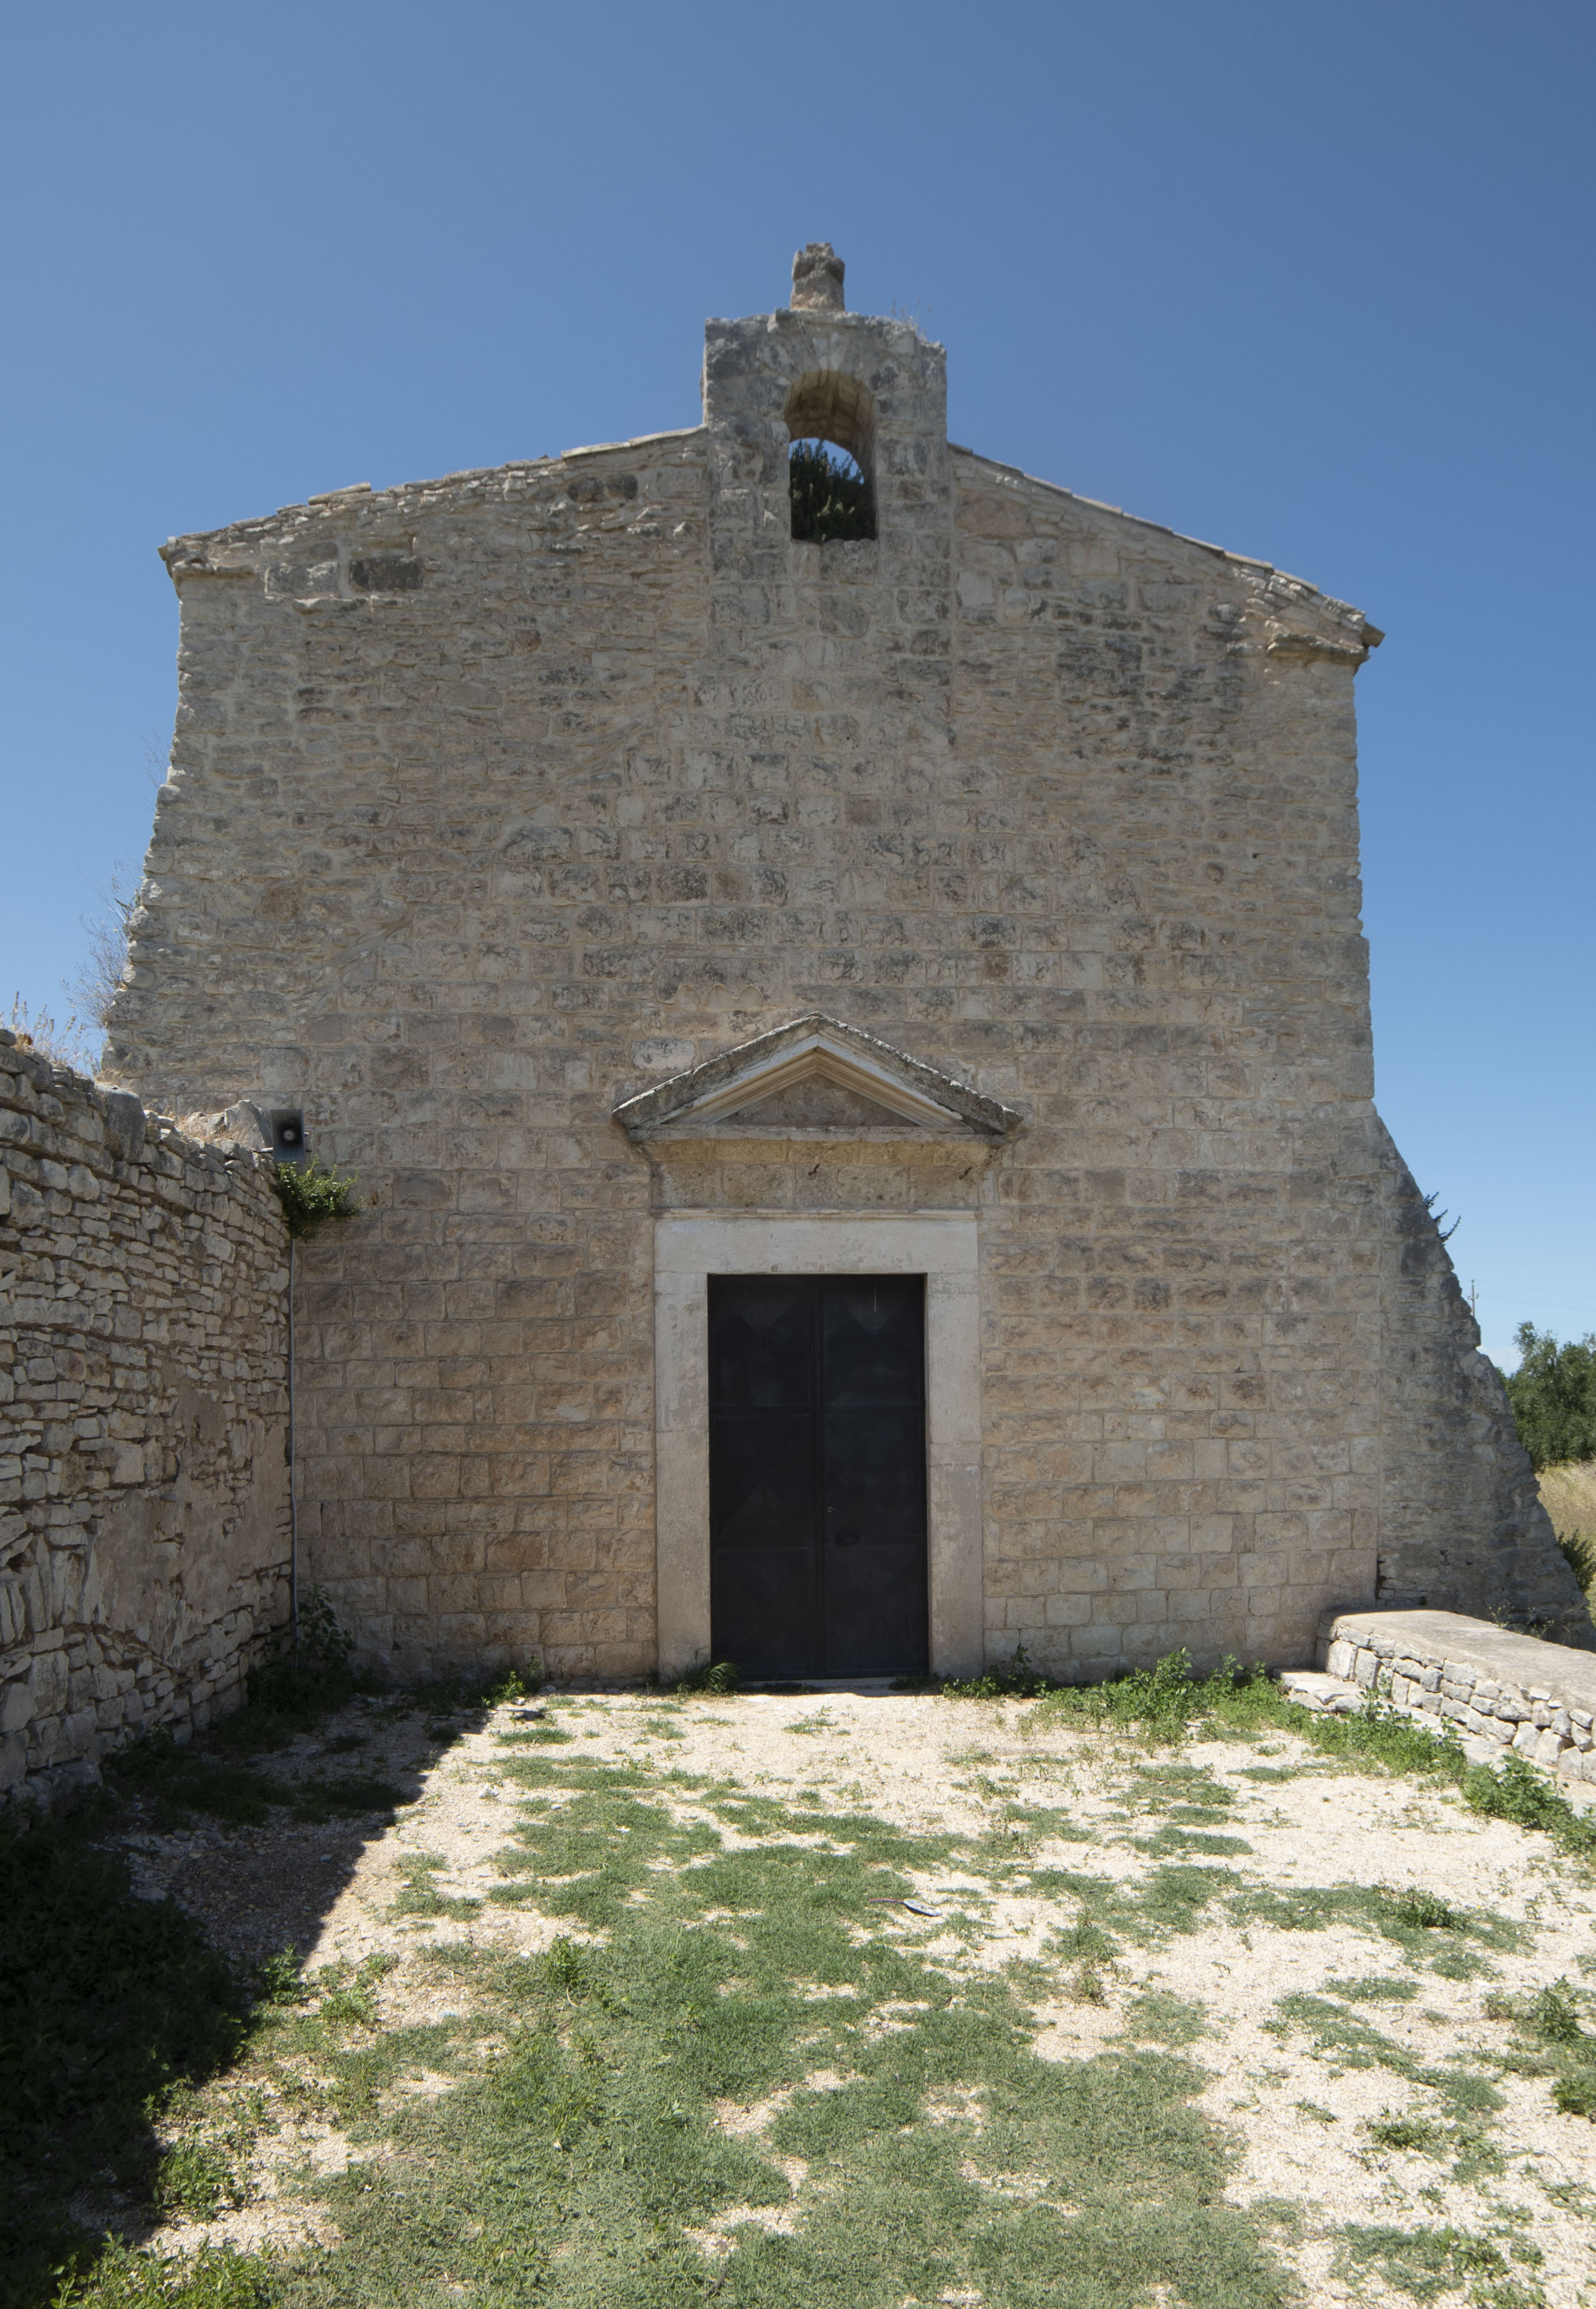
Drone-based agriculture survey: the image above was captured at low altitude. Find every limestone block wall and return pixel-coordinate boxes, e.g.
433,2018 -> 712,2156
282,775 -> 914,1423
100,278 -> 1579,1683
0,1033 -> 290,1805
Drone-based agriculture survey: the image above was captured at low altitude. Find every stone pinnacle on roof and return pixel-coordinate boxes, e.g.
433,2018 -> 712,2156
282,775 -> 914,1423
790,242 -> 845,313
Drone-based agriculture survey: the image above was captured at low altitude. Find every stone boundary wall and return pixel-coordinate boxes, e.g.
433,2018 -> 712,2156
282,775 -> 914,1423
1316,1607 -> 1596,1786
1,1032 -> 291,1806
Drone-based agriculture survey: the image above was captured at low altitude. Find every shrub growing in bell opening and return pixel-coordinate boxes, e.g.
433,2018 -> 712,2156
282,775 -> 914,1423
790,440 -> 873,544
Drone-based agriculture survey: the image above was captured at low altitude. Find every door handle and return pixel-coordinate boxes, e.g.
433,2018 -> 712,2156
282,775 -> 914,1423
833,1528 -> 861,1546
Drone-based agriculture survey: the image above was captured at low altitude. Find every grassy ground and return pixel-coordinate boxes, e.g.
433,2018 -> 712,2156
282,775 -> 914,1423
12,1661 -> 1596,2309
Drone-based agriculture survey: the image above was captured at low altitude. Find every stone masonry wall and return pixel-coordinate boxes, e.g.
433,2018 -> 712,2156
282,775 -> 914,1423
100,272 -> 1571,1683
0,1032 -> 291,1805
1372,1124 -> 1582,1634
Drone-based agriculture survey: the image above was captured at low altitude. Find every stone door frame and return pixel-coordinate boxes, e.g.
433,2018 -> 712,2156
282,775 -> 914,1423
652,1211 -> 983,1681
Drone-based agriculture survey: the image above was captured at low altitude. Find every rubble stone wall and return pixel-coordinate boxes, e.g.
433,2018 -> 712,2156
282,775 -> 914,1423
0,1032 -> 290,1805
1372,1123 -> 1578,1630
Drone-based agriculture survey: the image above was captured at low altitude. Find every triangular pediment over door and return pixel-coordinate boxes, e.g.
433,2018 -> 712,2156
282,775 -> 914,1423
611,1013 -> 1023,1143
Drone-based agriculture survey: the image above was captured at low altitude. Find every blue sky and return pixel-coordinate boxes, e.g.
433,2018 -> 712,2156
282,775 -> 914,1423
2,1 -> 1591,1370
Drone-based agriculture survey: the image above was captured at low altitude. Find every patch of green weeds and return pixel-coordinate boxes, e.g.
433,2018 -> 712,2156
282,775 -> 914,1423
1125,1763 -> 1237,1813
1296,2100 -> 1337,2124
205,1594 -> 372,1758
1483,1975 -> 1596,2120
1033,1649 -> 1275,1742
1276,1992 -> 1411,2072
1232,1880 -> 1521,1972
954,1645 -> 1596,1861
1529,1979 -> 1586,2041
1367,2108 -> 1446,2154
1033,1863 -> 1242,1953
490,1773 -> 724,1927
1119,1766 -> 1250,1852
155,2134 -> 245,2218
49,2240 -> 277,2307
1138,1863 -> 1244,1937
0,1812 -> 248,2306
392,1854 -> 481,1921
313,1953 -> 400,2028
106,1732 -> 402,1831
421,1938 -> 484,1976
1397,1887 -> 1459,1929
252,1946 -> 307,2007
1324,1973 -> 1420,2003
318,2019 -> 468,2130
1273,1992 -> 1504,2179
256,1749 -> 1294,2309
941,1640 -> 1061,1699
669,1657 -> 741,1694
1135,1825 -> 1254,1856
1052,1906 -> 1116,2003
1004,1804 -> 1093,1843
1122,1992 -> 1209,2045
1335,2221 -> 1542,2307
481,1659 -> 543,1704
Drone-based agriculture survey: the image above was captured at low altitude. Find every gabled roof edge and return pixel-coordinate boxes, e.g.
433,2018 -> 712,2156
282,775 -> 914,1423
949,444 -> 1381,638
160,427 -> 709,567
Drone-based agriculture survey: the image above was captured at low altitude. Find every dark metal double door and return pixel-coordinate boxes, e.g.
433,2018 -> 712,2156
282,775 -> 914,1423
708,1274 -> 928,1679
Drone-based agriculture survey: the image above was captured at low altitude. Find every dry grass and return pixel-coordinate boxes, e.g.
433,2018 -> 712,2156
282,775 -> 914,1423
1540,1459 -> 1596,1611
1541,1459 -> 1596,1549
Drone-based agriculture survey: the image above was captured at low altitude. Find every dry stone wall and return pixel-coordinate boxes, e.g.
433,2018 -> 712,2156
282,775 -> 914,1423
1318,1607 -> 1596,1785
0,1033 -> 290,1805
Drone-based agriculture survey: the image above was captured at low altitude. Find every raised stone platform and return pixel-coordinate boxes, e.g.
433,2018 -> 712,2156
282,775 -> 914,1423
1296,1607 -> 1596,1785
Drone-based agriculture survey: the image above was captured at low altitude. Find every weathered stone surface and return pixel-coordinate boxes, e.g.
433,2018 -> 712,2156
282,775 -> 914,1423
790,241 -> 846,313
0,1034 -> 290,1804
97,257 -> 1584,1684
1320,1607 -> 1596,1781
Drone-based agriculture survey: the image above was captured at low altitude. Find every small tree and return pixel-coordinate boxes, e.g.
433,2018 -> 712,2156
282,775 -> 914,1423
72,858 -> 139,1034
1505,1323 -> 1596,1470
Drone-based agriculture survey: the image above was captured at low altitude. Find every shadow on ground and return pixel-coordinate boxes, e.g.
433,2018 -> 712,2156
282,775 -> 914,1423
0,1666 -> 505,2308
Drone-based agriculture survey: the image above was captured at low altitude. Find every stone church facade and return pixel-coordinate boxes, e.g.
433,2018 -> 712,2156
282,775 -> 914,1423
104,245 -> 1581,1683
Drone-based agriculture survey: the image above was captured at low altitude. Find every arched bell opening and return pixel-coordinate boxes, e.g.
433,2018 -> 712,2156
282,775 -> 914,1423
784,370 -> 877,543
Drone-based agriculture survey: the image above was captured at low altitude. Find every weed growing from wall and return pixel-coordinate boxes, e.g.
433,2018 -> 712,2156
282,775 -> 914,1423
268,1157 -> 360,1240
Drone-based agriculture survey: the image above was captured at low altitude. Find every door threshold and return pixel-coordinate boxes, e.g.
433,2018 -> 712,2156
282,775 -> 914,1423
741,1676 -> 906,1696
